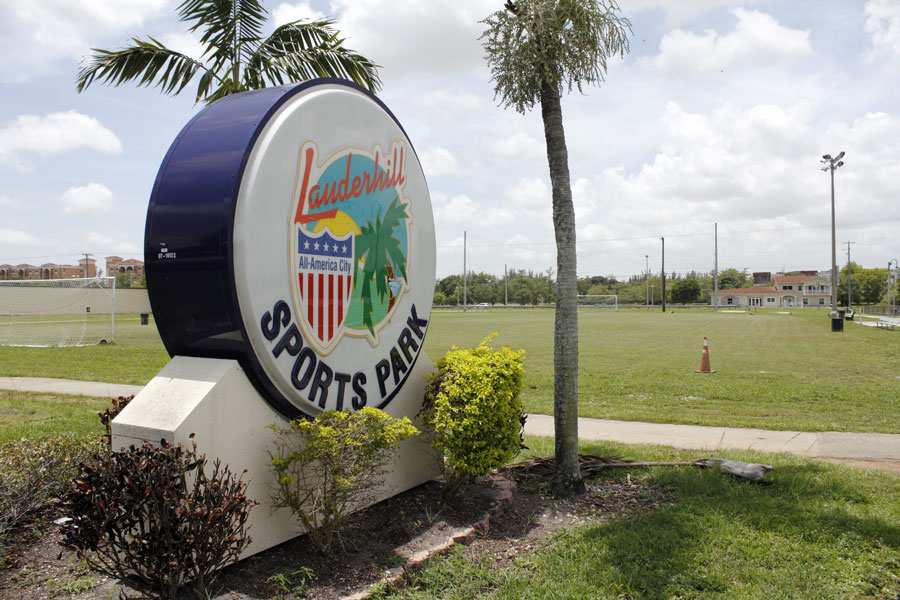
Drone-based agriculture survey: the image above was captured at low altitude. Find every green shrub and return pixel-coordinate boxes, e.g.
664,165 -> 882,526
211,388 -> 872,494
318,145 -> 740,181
0,435 -> 98,565
58,437 -> 256,600
422,335 -> 526,496
269,407 -> 418,553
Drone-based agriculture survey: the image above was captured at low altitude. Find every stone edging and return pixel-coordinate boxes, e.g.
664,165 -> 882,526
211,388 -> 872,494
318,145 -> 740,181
341,474 -> 518,600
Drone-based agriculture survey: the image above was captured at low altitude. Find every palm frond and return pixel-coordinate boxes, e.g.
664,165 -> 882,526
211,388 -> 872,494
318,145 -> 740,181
178,0 -> 266,76
247,20 -> 382,92
76,37 -> 213,100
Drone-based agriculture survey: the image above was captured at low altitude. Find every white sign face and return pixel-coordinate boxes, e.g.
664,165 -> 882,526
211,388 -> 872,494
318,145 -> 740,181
232,83 -> 435,416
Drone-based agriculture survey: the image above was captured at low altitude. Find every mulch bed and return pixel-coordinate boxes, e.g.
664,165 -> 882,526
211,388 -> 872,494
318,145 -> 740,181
1,461 -> 675,600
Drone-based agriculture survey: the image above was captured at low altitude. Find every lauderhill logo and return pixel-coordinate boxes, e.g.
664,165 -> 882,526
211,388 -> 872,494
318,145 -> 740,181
148,80 -> 434,419
254,133 -> 430,415
289,140 -> 411,354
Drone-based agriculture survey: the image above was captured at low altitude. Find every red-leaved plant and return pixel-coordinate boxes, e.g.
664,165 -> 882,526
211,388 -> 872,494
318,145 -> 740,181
58,435 -> 256,600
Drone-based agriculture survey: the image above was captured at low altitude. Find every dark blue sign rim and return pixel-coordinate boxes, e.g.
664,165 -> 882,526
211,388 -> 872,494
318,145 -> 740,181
144,78 -> 427,419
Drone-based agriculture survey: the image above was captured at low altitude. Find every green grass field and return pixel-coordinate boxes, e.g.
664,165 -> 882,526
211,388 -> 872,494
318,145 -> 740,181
0,391 -> 109,441
1,310 -> 898,599
426,307 -> 900,433
0,308 -> 897,432
0,314 -> 168,386
380,436 -> 900,600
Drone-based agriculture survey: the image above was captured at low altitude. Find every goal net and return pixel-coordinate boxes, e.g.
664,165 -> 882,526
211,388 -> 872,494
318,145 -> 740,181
0,277 -> 116,346
577,294 -> 618,310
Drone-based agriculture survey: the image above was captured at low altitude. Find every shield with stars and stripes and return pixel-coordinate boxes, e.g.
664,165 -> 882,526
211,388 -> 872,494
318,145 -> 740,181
294,225 -> 354,353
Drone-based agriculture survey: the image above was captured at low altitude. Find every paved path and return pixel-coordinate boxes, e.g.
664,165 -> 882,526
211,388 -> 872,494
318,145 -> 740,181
0,377 -> 142,399
525,414 -> 900,466
2,377 -> 898,471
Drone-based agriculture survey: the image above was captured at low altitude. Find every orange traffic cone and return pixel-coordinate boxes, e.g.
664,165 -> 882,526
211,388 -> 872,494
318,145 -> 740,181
696,337 -> 715,373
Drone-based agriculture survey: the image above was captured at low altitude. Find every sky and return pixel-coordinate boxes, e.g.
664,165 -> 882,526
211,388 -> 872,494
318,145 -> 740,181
1,0 -> 899,281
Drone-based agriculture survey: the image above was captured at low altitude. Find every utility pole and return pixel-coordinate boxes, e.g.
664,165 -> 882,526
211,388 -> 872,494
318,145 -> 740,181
82,252 -> 93,278
713,223 -> 719,312
504,264 -> 508,306
845,241 -> 855,309
463,231 -> 467,312
661,237 -> 666,312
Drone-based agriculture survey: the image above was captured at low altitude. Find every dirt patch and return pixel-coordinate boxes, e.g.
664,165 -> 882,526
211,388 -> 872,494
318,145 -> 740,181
0,474 -> 672,600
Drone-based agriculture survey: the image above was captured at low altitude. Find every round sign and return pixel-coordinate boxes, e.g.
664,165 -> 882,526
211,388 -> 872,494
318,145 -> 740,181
145,79 -> 436,419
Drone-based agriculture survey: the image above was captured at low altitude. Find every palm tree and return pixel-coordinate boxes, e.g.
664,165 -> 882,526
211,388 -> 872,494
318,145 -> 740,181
481,0 -> 630,495
354,197 -> 409,336
76,0 -> 380,105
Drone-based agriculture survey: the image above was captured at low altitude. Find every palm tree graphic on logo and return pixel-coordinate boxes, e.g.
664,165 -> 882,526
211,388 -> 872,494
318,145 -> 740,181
353,196 -> 408,336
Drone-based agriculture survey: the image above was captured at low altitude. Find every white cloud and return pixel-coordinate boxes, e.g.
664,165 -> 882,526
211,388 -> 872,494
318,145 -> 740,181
419,147 -> 461,177
489,132 -> 545,162
86,232 -> 116,246
272,2 -> 325,26
433,192 -> 478,224
0,195 -> 22,208
503,178 -> 550,213
417,90 -> 487,113
61,183 -> 114,215
567,97 -> 900,276
158,30 -> 206,61
84,231 -> 141,256
586,100 -> 821,230
622,0 -> 749,27
0,111 -> 122,167
0,0 -> 169,82
864,0 -> 900,67
644,8 -> 811,74
0,227 -> 39,245
432,190 -> 518,226
332,0 -> 496,80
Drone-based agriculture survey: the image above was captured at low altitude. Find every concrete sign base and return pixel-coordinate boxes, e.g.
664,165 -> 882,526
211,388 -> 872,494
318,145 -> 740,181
111,354 -> 439,557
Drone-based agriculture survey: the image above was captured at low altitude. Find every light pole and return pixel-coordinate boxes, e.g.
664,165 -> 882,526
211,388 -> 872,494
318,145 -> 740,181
821,152 -> 844,329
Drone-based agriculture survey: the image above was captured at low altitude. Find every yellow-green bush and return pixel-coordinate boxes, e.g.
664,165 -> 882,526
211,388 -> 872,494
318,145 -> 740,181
268,407 -> 417,552
422,335 -> 525,496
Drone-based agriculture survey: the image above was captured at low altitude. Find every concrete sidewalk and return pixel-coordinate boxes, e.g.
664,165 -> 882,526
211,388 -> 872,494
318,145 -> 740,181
0,377 -> 142,399
3,376 -> 899,468
525,414 -> 900,465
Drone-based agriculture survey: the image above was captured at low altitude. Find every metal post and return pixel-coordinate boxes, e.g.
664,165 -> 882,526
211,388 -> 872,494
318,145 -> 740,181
713,223 -> 718,312
645,254 -> 649,310
845,241 -> 855,309
821,152 -> 844,329
661,237 -> 666,312
110,275 -> 116,343
504,264 -> 508,306
830,166 -> 837,314
889,259 -> 899,317
462,231 -> 467,312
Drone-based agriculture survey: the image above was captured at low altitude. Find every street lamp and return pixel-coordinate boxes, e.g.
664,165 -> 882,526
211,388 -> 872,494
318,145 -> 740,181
821,151 -> 844,329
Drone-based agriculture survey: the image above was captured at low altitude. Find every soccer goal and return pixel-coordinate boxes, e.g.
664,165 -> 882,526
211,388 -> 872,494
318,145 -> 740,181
0,277 -> 116,346
577,294 -> 618,310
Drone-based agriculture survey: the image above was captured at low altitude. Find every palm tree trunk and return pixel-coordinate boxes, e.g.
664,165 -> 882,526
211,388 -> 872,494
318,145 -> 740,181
540,81 -> 584,496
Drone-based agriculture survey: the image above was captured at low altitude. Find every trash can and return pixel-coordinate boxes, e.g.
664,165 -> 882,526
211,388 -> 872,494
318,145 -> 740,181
831,314 -> 843,332
140,313 -> 149,326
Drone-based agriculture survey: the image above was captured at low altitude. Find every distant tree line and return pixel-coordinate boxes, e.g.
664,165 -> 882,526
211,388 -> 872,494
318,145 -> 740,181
434,264 -> 899,307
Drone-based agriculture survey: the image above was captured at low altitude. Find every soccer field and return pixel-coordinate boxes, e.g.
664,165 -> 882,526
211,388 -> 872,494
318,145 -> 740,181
424,307 -> 900,433
0,308 -> 897,433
